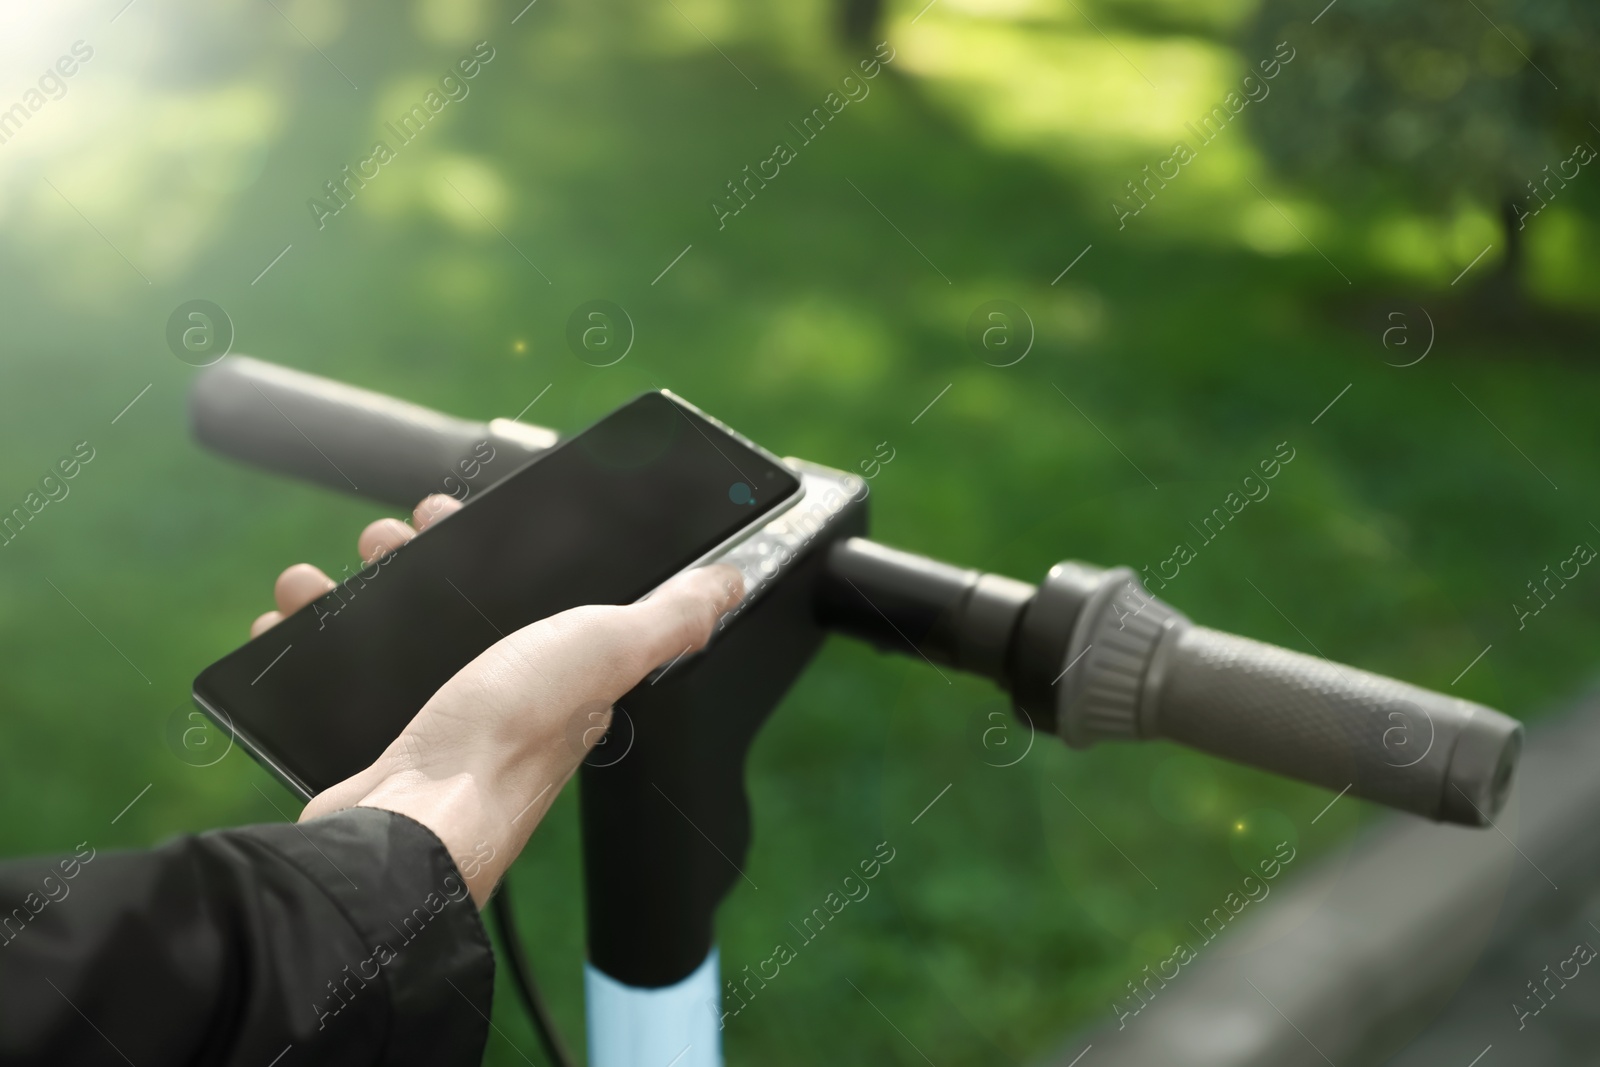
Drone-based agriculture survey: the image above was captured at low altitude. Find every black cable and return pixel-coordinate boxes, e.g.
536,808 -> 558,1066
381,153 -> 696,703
489,875 -> 577,1067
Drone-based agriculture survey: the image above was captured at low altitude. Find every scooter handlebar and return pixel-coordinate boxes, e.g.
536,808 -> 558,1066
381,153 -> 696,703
1154,623 -> 1518,824
190,356 -> 555,507
821,543 -> 1520,825
187,359 -> 1521,825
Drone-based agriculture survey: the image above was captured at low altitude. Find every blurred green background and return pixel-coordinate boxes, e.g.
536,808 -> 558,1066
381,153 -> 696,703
1,0 -> 1597,1062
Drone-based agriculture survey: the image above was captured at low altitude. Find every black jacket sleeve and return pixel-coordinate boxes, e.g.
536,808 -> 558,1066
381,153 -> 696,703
0,807 -> 494,1067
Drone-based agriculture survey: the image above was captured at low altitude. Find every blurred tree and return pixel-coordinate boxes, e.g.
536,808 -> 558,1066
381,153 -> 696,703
1243,0 -> 1600,306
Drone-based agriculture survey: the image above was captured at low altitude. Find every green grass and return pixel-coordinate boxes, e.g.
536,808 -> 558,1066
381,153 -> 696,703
1,0 -> 1598,1063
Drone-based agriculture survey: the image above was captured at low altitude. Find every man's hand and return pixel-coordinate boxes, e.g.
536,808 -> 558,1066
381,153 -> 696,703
254,494 -> 743,906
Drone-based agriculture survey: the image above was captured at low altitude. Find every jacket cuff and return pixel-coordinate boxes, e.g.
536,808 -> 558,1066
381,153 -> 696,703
236,807 -> 495,1067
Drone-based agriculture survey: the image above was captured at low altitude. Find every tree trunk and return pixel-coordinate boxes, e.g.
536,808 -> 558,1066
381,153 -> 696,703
836,0 -> 884,48
1465,195 -> 1527,324
1492,195 -> 1524,304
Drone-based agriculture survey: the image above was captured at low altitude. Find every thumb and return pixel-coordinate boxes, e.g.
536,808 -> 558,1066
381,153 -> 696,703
620,564 -> 745,676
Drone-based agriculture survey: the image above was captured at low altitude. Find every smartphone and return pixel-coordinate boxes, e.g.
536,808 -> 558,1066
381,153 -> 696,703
192,391 -> 803,799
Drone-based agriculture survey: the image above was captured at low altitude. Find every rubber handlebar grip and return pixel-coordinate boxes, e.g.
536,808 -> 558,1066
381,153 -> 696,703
1041,564 -> 1520,824
1153,626 -> 1519,824
189,356 -> 554,506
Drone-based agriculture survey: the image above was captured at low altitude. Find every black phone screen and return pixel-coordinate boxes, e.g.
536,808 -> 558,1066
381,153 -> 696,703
193,391 -> 801,798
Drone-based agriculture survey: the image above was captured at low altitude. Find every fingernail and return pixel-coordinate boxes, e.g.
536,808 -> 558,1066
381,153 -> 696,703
373,518 -> 411,554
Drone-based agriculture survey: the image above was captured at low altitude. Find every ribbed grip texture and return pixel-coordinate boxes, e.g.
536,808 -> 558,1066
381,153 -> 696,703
1155,626 -> 1489,821
1063,574 -> 1185,746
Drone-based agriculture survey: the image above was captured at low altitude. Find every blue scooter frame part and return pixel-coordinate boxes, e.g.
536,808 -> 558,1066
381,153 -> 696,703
586,950 -> 722,1067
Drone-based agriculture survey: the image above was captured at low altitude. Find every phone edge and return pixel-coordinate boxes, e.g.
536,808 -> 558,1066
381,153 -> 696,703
191,687 -> 317,802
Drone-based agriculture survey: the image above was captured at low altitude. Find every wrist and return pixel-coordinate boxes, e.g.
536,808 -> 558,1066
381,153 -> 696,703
355,769 -> 519,907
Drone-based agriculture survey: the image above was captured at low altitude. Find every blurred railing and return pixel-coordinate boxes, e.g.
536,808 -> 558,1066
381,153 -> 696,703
1050,688 -> 1600,1066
